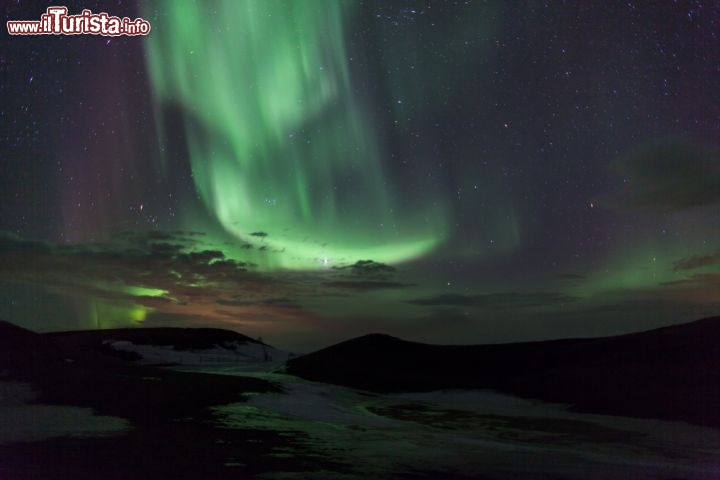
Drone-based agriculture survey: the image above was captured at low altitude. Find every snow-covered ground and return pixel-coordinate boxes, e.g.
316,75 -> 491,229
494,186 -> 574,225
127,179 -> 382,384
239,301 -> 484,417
4,340 -> 719,479
210,372 -> 720,480
0,381 -> 128,445
108,340 -> 289,370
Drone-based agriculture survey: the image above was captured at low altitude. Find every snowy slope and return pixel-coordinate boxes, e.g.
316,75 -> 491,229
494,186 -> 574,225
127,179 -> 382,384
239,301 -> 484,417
108,339 -> 289,368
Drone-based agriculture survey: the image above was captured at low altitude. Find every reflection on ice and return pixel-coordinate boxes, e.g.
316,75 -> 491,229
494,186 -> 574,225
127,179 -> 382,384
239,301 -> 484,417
211,373 -> 720,479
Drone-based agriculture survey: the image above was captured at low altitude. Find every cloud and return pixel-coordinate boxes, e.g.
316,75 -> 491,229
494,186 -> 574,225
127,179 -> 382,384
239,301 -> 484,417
0,231 -> 298,328
217,297 -> 302,309
406,292 -> 578,309
659,272 -> 720,290
311,260 -> 407,291
0,231 -> 423,343
332,260 -> 396,276
321,280 -> 413,292
605,138 -> 720,212
674,252 -> 720,271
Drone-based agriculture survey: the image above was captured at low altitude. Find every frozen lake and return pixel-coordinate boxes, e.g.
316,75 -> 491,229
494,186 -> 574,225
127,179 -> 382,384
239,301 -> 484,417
176,366 -> 720,479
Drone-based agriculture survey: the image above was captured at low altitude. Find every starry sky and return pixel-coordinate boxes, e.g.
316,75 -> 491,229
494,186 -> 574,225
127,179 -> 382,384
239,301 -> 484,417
2,0 -> 720,351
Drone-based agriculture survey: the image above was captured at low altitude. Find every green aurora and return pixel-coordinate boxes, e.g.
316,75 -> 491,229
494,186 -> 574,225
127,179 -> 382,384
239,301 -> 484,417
2,1 -> 719,348
145,0 -> 448,270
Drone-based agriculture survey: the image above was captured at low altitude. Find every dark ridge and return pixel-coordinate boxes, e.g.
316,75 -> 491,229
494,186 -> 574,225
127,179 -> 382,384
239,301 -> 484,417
0,320 -> 62,370
286,316 -> 720,428
0,322 -> 272,371
46,326 -> 265,352
0,319 -> 40,348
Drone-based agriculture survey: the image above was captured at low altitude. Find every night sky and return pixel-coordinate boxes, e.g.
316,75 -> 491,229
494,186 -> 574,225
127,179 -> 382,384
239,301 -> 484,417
2,0 -> 719,351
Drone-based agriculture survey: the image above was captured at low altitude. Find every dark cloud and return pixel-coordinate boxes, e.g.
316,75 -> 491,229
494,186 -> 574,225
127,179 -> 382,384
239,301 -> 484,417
659,272 -> 720,289
332,260 -> 396,276
306,260 -> 405,292
0,231 -> 53,253
0,231 -> 417,341
407,292 -> 578,309
321,280 -> 413,292
175,250 -> 233,265
217,297 -> 302,309
0,230 -> 283,316
674,252 -> 720,271
607,139 -> 720,212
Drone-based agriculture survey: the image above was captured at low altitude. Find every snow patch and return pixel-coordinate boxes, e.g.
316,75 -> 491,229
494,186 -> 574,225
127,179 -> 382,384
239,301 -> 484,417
212,375 -> 720,480
0,381 -> 129,445
107,340 -> 288,368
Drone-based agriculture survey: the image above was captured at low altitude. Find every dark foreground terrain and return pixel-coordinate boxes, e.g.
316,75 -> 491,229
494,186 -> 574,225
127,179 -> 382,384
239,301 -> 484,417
0,322 -> 333,479
287,316 -> 720,428
1,318 -> 719,479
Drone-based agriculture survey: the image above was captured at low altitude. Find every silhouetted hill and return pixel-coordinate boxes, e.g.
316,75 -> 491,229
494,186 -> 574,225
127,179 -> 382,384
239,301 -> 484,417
0,320 -> 41,349
47,326 -> 265,356
0,322 -> 273,370
286,316 -> 720,428
0,320 -> 63,370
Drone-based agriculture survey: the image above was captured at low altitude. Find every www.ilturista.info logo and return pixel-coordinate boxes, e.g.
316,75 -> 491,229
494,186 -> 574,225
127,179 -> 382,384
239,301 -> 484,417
7,7 -> 150,36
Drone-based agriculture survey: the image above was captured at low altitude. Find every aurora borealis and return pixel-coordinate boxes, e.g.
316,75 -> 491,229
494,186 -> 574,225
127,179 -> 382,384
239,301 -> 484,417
2,0 -> 720,350
145,0 -> 447,269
